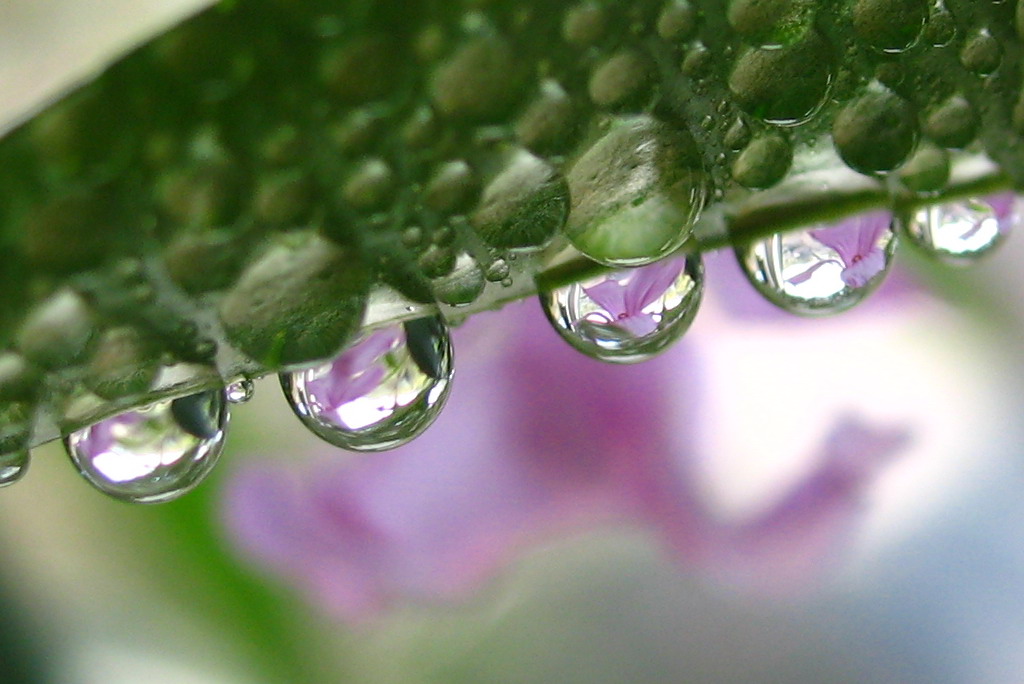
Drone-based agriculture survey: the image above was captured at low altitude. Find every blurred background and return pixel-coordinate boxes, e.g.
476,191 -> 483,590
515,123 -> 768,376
3,2 -> 1024,683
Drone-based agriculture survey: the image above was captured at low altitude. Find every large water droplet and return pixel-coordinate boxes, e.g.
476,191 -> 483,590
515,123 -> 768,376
0,451 -> 28,487
280,316 -> 453,451
738,211 -> 896,315
64,390 -> 228,503
540,255 -> 703,363
902,193 -> 1017,264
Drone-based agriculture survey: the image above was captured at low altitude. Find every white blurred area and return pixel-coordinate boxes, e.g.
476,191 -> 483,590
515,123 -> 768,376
3,2 -> 1024,683
0,0 -> 211,134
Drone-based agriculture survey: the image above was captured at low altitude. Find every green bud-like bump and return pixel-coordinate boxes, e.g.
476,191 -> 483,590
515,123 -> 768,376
471,149 -> 569,250
833,84 -> 918,175
219,233 -> 370,369
16,290 -> 95,369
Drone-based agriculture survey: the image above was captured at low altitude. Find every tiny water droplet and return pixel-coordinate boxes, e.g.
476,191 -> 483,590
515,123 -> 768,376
902,194 -> 1016,264
64,389 -> 228,503
485,259 -> 510,282
280,316 -> 453,451
0,451 -> 28,488
226,379 -> 255,404
738,211 -> 896,315
540,254 -> 703,364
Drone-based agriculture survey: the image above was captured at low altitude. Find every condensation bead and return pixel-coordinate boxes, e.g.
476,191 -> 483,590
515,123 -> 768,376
728,32 -> 834,126
219,233 -> 371,368
484,258 -> 510,282
430,36 -> 522,120
0,450 -> 28,488
515,80 -> 578,154
0,401 -> 31,457
330,108 -> 386,154
164,230 -> 247,294
833,84 -> 918,175
724,118 -> 752,150
923,8 -> 956,47
960,30 -> 1003,76
254,170 -> 313,225
84,327 -> 160,401
923,96 -> 980,149
341,158 -> 396,211
565,115 -> 706,266
423,160 -> 479,214
589,50 -> 654,110
319,36 -> 398,103
21,195 -> 119,274
852,0 -> 927,53
16,290 -> 95,369
681,43 -> 713,77
0,353 -> 38,404
898,143 -> 951,192
470,149 -> 569,249
158,161 -> 244,228
728,0 -> 814,48
563,2 -> 608,46
657,0 -> 697,41
733,134 -> 793,188
418,244 -> 457,279
431,253 -> 486,307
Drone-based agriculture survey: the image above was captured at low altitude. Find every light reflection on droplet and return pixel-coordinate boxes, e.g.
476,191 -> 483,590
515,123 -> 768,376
226,379 -> 255,404
737,210 -> 896,316
902,193 -> 1017,264
540,254 -> 704,364
280,316 -> 453,452
0,450 -> 28,488
64,390 -> 228,504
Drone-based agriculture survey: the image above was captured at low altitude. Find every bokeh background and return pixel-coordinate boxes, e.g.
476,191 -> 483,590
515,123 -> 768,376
3,2 -> 1024,683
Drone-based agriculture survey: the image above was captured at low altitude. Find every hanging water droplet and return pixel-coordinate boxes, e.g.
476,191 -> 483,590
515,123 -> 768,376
280,316 -> 453,452
540,254 -> 703,364
64,389 -> 228,504
902,193 -> 1017,264
738,210 -> 896,316
226,378 -> 255,404
0,451 -> 28,488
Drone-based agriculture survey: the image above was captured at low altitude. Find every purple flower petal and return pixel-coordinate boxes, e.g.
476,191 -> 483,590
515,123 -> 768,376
583,279 -> 628,317
622,259 -> 686,314
703,415 -> 911,589
222,303 -> 911,620
840,249 -> 886,288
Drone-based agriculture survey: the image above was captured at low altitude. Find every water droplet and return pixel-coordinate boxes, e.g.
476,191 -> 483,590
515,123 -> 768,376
0,451 -> 28,488
226,379 -> 255,404
738,211 -> 896,315
64,390 -> 228,503
540,255 -> 703,364
902,194 -> 1017,264
485,258 -> 511,282
565,115 -> 707,267
280,316 -> 453,451
833,84 -> 918,175
728,32 -> 834,127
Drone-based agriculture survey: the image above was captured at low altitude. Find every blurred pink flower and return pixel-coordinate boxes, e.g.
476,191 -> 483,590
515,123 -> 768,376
789,211 -> 891,288
222,287 -> 911,620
